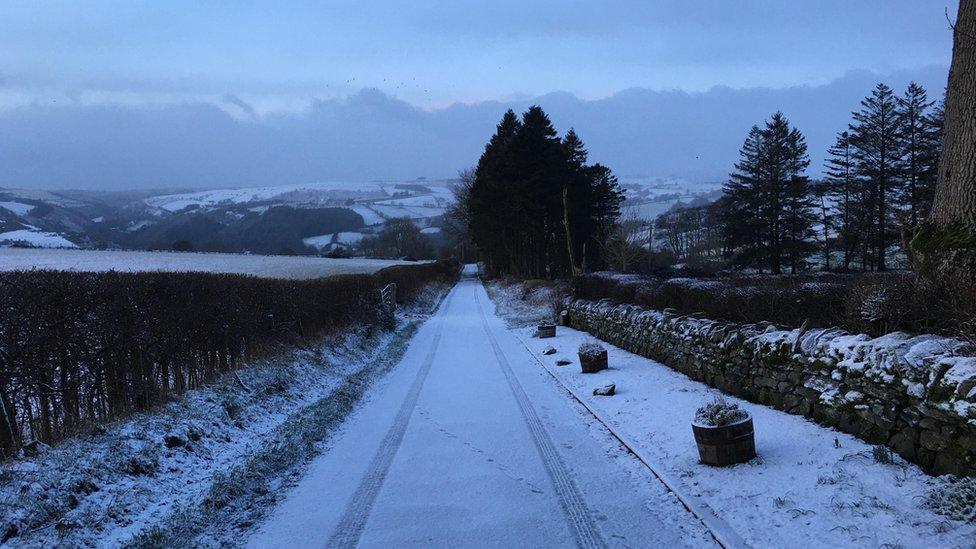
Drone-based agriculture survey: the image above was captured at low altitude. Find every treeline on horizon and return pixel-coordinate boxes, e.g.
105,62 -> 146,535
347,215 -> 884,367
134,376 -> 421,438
655,81 -> 943,274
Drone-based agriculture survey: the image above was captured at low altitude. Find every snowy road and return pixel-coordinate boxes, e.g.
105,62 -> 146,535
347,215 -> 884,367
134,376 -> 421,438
249,267 -> 717,548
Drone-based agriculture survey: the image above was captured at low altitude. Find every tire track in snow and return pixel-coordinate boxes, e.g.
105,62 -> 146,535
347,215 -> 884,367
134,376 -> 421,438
473,286 -> 607,549
325,287 -> 452,549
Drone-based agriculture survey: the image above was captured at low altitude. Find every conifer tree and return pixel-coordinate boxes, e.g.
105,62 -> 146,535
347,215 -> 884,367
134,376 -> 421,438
469,109 -> 520,275
723,126 -> 765,269
850,83 -> 901,271
824,131 -> 863,270
722,113 -> 813,273
783,124 -> 815,273
896,82 -> 939,227
467,107 -> 623,277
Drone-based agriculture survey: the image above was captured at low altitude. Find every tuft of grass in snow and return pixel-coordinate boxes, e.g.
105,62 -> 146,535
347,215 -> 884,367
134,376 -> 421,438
872,445 -> 895,464
927,476 -> 976,523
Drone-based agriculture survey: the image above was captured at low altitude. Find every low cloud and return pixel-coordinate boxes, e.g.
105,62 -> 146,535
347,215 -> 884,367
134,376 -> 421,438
0,66 -> 948,190
221,94 -> 257,118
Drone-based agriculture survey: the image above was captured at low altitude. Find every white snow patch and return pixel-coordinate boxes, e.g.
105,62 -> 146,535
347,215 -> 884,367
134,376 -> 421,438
0,229 -> 76,248
350,205 -> 386,226
0,201 -> 35,216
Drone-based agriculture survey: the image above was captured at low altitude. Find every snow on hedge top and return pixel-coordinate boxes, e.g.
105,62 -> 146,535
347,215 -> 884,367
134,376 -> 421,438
0,248 -> 423,279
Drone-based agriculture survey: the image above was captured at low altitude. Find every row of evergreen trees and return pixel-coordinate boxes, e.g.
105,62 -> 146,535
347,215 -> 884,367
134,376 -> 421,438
467,106 -> 623,277
717,81 -> 943,273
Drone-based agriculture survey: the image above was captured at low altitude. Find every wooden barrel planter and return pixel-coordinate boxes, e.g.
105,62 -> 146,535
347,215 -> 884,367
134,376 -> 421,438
536,323 -> 556,338
578,350 -> 608,373
692,415 -> 756,466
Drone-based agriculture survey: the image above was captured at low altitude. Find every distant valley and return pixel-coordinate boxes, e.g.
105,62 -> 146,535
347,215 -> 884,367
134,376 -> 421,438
0,177 -> 720,255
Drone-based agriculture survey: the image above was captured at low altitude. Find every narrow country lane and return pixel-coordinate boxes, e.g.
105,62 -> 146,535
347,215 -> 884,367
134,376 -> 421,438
249,266 -> 718,548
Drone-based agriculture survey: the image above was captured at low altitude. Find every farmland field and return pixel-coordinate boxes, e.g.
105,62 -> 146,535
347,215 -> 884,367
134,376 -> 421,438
0,247 -> 420,279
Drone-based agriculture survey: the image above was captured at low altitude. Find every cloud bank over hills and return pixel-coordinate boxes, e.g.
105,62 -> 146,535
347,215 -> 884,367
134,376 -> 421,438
0,65 -> 948,190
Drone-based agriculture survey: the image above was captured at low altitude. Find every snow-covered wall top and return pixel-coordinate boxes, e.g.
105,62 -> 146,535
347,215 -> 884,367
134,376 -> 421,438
567,298 -> 976,477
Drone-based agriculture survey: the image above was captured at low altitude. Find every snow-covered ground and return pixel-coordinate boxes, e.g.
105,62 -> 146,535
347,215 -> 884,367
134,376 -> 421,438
0,202 -> 35,216
301,231 -> 369,251
249,271 -> 717,548
488,282 -> 976,548
142,180 -> 455,228
616,176 -> 723,223
144,181 -> 389,213
0,248 -> 419,279
0,229 -> 77,248
0,284 -> 451,547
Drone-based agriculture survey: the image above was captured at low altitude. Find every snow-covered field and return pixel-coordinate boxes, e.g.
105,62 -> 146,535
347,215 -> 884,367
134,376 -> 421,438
0,248 -> 419,279
142,180 -> 455,228
143,181 -> 390,213
0,202 -> 35,216
616,176 -> 723,223
487,282 -> 976,548
0,230 -> 77,249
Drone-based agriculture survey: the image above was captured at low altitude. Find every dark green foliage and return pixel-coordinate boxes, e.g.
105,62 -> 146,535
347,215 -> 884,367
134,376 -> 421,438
722,112 -> 814,274
896,82 -> 941,228
467,107 -> 623,278
927,476 -> 976,522
850,83 -> 901,271
701,81 -> 944,276
872,445 -> 894,464
824,130 -> 864,271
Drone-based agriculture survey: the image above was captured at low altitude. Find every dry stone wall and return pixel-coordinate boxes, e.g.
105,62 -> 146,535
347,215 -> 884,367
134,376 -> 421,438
567,298 -> 976,476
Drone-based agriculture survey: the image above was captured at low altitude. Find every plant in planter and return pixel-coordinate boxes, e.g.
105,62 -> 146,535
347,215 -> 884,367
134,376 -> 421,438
578,342 -> 608,373
692,396 -> 756,466
536,321 -> 556,338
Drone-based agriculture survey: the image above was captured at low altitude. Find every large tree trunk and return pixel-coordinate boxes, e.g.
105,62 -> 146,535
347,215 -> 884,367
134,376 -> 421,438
913,0 -> 976,281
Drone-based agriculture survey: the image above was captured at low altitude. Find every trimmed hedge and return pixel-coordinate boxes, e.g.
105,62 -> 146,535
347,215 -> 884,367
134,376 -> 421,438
570,270 -> 976,336
572,271 -> 852,328
374,260 -> 460,304
0,261 -> 457,457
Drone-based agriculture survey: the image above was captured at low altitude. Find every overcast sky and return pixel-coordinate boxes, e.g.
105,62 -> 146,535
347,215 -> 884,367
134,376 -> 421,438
0,1 -> 960,189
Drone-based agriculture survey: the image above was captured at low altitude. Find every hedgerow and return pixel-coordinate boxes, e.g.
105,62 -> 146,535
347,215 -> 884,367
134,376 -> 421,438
571,270 -> 975,338
0,261 -> 456,457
